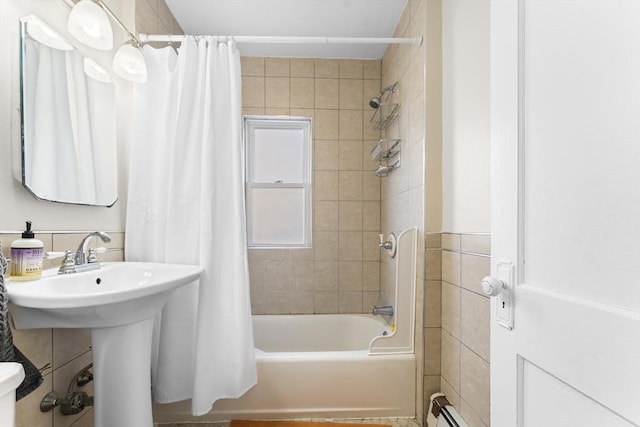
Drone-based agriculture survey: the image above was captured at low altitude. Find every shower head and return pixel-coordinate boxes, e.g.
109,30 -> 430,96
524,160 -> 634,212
368,82 -> 398,109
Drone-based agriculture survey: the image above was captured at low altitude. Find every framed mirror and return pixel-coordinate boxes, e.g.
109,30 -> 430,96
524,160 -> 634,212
19,15 -> 118,207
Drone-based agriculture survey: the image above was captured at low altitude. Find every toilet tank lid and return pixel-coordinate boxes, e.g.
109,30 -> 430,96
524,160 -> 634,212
0,363 -> 25,398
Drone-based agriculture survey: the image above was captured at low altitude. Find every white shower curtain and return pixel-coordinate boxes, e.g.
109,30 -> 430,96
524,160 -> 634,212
125,37 -> 256,416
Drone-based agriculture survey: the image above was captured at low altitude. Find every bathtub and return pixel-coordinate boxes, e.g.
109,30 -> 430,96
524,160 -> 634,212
153,314 -> 416,423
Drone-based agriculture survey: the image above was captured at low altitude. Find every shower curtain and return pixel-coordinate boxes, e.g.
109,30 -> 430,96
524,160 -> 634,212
125,37 -> 256,416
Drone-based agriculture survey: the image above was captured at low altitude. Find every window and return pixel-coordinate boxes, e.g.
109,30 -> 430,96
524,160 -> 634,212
244,116 -> 312,247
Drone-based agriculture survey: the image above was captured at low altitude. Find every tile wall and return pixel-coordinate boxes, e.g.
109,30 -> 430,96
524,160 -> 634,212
380,0 -> 430,423
240,57 -> 383,315
439,233 -> 491,427
1,232 -> 124,427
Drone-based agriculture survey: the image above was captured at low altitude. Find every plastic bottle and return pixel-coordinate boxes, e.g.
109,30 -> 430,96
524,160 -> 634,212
10,221 -> 44,281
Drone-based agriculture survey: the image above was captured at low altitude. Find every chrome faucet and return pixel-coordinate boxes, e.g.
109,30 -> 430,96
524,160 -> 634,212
372,305 -> 394,316
75,231 -> 111,268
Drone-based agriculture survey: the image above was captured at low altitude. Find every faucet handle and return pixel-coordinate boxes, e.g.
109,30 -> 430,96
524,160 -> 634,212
378,233 -> 385,247
87,247 -> 107,263
58,251 -> 77,275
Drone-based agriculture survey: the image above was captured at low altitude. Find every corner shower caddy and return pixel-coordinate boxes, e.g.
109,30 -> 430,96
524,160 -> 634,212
369,82 -> 401,177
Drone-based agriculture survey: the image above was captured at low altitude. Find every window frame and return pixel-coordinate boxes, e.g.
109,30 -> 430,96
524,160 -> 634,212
243,115 -> 313,248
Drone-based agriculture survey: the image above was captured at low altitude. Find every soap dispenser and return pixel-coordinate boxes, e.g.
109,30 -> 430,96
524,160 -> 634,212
10,221 -> 44,281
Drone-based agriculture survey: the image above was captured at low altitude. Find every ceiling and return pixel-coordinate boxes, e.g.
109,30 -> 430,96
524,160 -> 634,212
164,0 -> 408,59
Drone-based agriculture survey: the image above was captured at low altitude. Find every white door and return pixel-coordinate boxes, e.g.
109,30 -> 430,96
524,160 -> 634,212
490,1 -> 640,426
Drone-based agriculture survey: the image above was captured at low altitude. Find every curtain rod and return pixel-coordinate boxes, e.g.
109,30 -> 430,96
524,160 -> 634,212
138,34 -> 423,46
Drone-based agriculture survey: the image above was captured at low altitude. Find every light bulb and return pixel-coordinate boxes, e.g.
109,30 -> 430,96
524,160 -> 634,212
113,43 -> 147,83
67,0 -> 113,51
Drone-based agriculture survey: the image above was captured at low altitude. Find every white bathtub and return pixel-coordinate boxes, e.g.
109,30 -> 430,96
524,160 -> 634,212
153,314 -> 416,423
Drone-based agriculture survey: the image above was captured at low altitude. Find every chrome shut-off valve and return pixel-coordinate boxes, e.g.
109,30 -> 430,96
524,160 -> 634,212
378,232 -> 397,258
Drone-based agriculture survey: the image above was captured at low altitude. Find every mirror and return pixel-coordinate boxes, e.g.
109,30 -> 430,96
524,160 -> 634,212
19,15 -> 118,207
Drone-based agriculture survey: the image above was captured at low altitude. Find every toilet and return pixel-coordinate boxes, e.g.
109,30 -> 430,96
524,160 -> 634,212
0,362 -> 25,427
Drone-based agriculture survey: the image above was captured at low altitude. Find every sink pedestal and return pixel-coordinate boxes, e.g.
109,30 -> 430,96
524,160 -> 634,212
92,317 -> 155,427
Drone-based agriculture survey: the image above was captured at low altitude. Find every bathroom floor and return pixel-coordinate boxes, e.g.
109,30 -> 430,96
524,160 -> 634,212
154,417 -> 421,427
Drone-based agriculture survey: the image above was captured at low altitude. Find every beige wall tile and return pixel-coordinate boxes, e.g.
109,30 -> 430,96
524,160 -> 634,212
315,59 -> 339,78
425,232 -> 441,249
460,289 -> 490,362
442,250 -> 461,286
339,79 -> 364,110
262,261 -> 292,292
135,0 -> 159,35
339,60 -> 363,79
292,261 -> 314,291
291,58 -> 315,77
460,346 -> 490,425
339,291 -> 363,313
315,291 -> 339,313
266,107 -> 290,117
441,233 -> 461,251
241,76 -> 265,107
426,249 -> 442,280
314,79 -> 339,109
423,375 -> 441,411
425,280 -> 442,327
313,261 -> 338,291
11,326 -> 52,377
265,77 -> 290,108
314,170 -> 339,200
251,291 -> 291,314
314,201 -> 339,231
440,376 -> 460,408
313,231 -> 339,261
290,248 -> 314,262
16,373 -> 52,427
339,261 -> 363,290
156,0 -> 175,35
362,261 -> 380,291
461,234 -> 491,255
338,231 -> 363,261
241,57 -> 264,76
52,328 -> 91,369
363,291 -> 380,310
243,107 -> 265,116
314,109 -> 339,139
441,330 -> 461,392
265,58 -> 290,77
362,231 -> 382,261
363,60 -> 382,79
363,173 -> 381,201
424,327 -> 441,375
362,201 -> 381,231
338,140 -> 363,170
314,139 -> 339,170
338,201 -> 363,231
442,281 -> 461,339
290,78 -> 314,108
248,248 -> 290,261
461,254 -> 490,296
459,399 -> 489,427
339,171 -> 363,201
290,291 -> 314,314
339,110 -> 363,140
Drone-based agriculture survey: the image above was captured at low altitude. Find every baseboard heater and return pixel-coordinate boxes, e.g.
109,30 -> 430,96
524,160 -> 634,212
427,393 -> 470,427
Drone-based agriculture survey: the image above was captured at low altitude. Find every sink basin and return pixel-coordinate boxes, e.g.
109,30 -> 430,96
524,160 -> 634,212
7,262 -> 203,328
6,261 -> 203,427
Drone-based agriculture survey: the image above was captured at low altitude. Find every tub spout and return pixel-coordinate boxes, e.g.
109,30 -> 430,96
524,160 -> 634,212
372,305 -> 394,316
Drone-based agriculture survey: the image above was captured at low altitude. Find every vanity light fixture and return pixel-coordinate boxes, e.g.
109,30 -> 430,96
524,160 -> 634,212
112,38 -> 147,83
67,0 -> 148,83
67,0 -> 113,51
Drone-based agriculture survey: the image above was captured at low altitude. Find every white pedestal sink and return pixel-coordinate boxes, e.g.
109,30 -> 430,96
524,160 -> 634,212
6,262 -> 203,427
